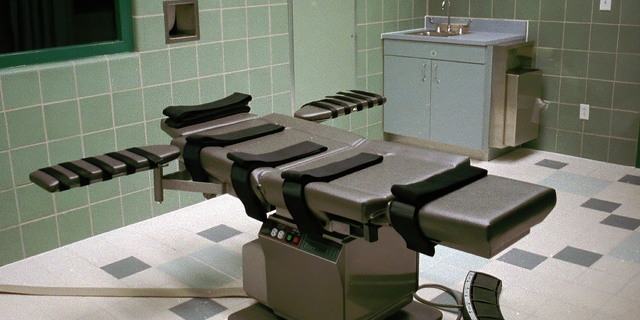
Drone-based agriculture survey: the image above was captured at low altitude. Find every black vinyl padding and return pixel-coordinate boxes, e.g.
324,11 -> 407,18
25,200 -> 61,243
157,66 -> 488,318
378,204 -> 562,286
163,92 -> 252,128
183,123 -> 286,182
106,152 -> 148,174
228,141 -> 328,170
59,162 -> 94,186
228,141 -> 328,221
83,157 -> 119,181
327,95 -> 365,111
281,153 -> 383,240
391,165 -> 488,208
281,152 -> 383,184
309,101 -> 340,118
39,167 -> 75,191
389,165 -> 488,256
31,146 -> 181,193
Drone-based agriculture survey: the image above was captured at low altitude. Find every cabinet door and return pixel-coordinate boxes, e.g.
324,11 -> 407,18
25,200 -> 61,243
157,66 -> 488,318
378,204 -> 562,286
430,61 -> 486,150
383,55 -> 431,139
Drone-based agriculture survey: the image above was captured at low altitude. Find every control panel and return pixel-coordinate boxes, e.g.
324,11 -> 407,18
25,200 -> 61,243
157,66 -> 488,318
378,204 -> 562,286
259,219 -> 343,262
260,219 -> 303,248
462,271 -> 504,320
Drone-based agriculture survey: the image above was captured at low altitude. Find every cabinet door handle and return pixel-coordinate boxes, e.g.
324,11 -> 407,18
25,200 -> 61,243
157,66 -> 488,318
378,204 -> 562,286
434,64 -> 440,83
422,63 -> 427,82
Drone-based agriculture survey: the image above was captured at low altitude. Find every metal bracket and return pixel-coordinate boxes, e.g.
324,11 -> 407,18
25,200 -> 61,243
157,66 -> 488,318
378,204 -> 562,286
153,164 -> 226,202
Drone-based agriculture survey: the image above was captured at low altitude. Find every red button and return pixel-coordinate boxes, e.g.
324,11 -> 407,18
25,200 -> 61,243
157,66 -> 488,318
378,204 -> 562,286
293,236 -> 300,244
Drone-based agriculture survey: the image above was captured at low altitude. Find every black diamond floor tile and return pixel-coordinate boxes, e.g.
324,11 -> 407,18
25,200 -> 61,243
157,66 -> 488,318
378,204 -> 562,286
580,198 -> 621,213
198,224 -> 242,242
619,174 -> 640,186
552,246 -> 603,267
497,248 -> 547,270
600,214 -> 640,231
170,298 -> 227,320
535,159 -> 568,170
100,256 -> 151,279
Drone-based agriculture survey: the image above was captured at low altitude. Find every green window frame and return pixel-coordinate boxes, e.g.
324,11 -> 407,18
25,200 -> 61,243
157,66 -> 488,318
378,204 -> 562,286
0,0 -> 133,69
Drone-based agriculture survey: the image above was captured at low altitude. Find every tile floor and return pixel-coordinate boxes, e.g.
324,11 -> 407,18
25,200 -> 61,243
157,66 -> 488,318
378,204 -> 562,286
0,149 -> 639,320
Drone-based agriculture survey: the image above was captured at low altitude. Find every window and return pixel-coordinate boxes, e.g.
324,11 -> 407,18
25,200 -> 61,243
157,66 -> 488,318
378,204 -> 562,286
0,0 -> 133,69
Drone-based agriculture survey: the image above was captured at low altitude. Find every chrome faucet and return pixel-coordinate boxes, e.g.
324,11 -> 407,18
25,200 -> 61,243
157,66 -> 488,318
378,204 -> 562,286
441,0 -> 451,33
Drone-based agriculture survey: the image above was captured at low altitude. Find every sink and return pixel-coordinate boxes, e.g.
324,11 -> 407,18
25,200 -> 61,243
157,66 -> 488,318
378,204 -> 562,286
381,17 -> 529,46
406,22 -> 471,37
408,30 -> 457,37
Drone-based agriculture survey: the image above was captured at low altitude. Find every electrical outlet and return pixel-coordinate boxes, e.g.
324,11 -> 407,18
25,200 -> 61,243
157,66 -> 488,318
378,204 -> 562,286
600,0 -> 611,11
580,104 -> 590,120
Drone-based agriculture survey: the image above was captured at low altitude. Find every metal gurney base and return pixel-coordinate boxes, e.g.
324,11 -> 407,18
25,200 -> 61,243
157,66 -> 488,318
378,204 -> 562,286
228,301 -> 443,320
238,217 -> 443,320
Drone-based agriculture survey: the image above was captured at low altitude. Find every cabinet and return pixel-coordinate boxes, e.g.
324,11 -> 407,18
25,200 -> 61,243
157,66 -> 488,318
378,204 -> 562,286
383,40 -> 489,151
430,60 -> 485,149
383,55 -> 431,140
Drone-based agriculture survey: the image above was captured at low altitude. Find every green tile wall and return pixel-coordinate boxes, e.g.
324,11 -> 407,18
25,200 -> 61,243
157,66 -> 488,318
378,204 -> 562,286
427,0 -> 640,166
327,0 -> 427,140
0,0 -> 291,266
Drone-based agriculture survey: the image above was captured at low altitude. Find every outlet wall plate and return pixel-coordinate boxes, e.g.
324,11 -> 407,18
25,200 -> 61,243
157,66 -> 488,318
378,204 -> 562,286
580,104 -> 590,120
600,0 -> 612,11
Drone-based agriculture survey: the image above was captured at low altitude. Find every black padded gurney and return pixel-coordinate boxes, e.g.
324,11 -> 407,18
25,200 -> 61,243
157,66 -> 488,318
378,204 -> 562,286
252,144 -> 555,256
170,114 -> 369,186
28,92 -> 555,260
160,111 -> 553,258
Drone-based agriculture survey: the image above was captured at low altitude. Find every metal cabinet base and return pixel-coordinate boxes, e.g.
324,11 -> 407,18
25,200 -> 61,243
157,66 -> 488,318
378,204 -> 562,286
242,220 -> 439,320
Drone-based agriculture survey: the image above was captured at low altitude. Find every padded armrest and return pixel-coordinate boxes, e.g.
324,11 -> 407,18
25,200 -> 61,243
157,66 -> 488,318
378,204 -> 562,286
418,175 -> 556,258
294,90 -> 386,122
30,145 -> 181,192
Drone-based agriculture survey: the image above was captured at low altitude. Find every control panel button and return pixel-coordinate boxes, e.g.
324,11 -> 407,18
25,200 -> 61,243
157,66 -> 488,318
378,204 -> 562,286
270,228 -> 278,237
277,230 -> 285,239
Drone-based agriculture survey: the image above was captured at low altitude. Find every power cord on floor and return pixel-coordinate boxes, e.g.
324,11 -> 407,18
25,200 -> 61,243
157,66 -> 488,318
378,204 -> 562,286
413,283 -> 463,320
0,284 -> 249,299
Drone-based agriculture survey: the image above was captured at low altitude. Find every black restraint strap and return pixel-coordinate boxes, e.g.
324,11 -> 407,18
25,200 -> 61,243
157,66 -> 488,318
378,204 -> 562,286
127,147 -> 163,167
182,123 -> 286,182
327,95 -> 365,111
309,101 -> 339,119
106,152 -> 147,175
227,141 -> 328,222
389,165 -> 488,256
281,153 -> 383,240
59,162 -> 93,187
39,167 -> 74,191
83,157 -> 117,181
163,92 -> 252,128
337,91 -> 376,108
350,89 -> 387,105
320,98 -> 351,115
